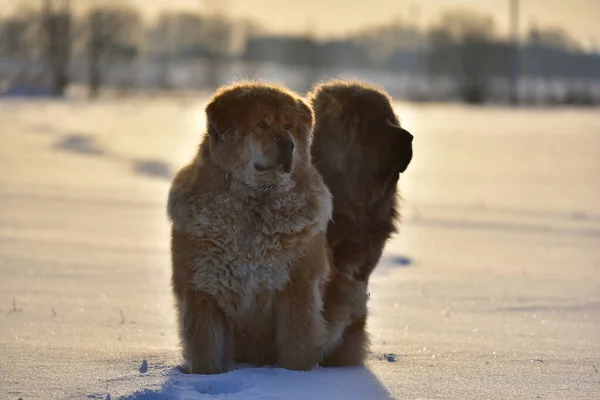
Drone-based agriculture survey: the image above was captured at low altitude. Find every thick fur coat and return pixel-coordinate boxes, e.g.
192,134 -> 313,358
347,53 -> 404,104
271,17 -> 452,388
168,82 -> 332,374
309,80 -> 414,366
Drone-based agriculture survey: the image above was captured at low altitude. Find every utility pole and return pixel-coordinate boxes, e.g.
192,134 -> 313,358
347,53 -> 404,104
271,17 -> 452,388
409,2 -> 422,96
509,0 -> 520,105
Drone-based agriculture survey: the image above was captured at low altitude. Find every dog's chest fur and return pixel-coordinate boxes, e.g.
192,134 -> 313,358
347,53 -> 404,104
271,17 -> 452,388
169,173 -> 329,318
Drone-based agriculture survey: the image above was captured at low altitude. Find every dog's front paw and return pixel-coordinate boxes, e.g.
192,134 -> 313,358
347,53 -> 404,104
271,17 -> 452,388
278,347 -> 319,371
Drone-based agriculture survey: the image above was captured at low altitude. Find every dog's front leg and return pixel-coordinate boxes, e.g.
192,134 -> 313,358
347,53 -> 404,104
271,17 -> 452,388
275,278 -> 326,370
275,236 -> 328,371
180,290 -> 233,375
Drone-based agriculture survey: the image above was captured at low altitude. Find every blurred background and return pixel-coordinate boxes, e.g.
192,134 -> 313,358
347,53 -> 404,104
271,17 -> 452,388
0,0 -> 599,104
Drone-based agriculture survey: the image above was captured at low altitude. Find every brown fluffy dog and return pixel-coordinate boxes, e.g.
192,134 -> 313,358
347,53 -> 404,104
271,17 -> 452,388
168,82 -> 333,374
309,80 -> 413,366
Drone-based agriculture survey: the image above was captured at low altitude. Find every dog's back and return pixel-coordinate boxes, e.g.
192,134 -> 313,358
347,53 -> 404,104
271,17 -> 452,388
309,80 -> 413,283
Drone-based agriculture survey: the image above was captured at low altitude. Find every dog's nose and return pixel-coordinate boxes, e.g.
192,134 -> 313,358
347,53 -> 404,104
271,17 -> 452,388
276,138 -> 295,173
277,138 -> 295,152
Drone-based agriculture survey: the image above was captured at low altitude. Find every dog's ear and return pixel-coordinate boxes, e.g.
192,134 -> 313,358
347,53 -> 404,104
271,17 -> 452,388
296,98 -> 315,132
205,95 -> 242,139
387,121 -> 413,173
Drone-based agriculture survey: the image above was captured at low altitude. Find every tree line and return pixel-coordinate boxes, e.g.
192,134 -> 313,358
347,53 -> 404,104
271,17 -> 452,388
0,1 -> 598,104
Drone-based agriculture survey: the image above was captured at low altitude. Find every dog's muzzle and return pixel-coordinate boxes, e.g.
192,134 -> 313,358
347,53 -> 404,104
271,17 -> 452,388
276,138 -> 295,174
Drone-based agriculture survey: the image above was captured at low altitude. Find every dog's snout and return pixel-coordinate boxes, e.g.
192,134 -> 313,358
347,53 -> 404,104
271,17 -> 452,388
253,137 -> 295,175
276,138 -> 295,173
277,138 -> 295,152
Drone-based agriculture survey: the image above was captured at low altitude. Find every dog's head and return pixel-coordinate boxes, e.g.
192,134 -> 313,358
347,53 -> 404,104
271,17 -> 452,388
309,81 -> 413,191
204,82 -> 314,190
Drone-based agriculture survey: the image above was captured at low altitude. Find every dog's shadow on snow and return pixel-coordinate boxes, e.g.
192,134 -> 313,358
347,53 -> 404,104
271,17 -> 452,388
383,255 -> 414,268
123,364 -> 392,400
53,133 -> 106,156
50,132 -> 173,181
131,159 -> 173,180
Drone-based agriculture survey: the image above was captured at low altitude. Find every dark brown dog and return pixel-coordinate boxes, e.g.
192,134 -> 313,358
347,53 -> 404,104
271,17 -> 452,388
309,80 -> 413,366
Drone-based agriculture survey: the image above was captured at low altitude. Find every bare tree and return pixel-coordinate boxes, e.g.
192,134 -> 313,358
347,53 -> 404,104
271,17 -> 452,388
204,16 -> 234,89
527,25 -> 581,52
0,14 -> 35,57
202,0 -> 233,89
150,11 -> 204,89
428,9 -> 505,104
41,0 -> 72,96
352,19 -> 422,66
85,4 -> 141,97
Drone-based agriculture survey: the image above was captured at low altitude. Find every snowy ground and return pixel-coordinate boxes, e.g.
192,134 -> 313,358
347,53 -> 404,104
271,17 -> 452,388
0,97 -> 598,400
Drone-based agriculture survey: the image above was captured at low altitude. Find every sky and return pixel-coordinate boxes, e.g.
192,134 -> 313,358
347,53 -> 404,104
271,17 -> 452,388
2,0 -> 599,48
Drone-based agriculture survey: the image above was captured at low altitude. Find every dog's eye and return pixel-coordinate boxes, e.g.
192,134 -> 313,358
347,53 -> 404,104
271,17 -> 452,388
257,121 -> 268,129
283,123 -> 293,131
